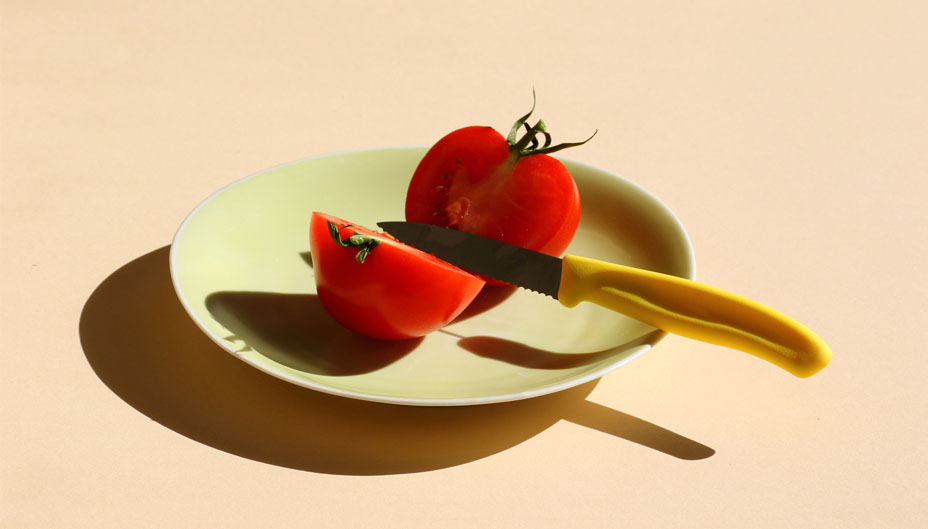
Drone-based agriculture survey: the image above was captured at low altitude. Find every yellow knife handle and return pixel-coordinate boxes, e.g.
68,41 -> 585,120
558,255 -> 831,377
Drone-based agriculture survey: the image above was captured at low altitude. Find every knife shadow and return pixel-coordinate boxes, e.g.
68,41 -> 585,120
79,246 -> 714,476
448,331 -> 663,370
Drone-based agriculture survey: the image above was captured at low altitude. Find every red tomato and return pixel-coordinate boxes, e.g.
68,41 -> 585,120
405,98 -> 592,262
309,212 -> 485,340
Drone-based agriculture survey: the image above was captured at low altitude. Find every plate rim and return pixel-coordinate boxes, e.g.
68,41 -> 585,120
169,146 -> 696,406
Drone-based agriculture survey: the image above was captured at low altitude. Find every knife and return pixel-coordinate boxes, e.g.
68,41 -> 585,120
377,221 -> 831,378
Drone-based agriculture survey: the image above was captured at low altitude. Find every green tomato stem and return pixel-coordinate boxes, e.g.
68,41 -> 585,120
327,221 -> 380,264
506,91 -> 597,157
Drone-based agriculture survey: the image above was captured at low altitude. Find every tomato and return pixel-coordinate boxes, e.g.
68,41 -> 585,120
405,96 -> 593,263
309,212 -> 485,340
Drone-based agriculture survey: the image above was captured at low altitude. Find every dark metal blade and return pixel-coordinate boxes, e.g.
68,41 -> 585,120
377,221 -> 563,298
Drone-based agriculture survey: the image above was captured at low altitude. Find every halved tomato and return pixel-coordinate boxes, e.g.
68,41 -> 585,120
309,212 -> 485,340
405,96 -> 591,260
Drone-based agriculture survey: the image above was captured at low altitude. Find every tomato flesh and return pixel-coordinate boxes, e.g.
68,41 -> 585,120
309,212 -> 485,340
405,126 -> 581,257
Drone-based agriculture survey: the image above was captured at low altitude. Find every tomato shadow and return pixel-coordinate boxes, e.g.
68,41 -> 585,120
205,291 -> 420,376
79,246 -> 714,476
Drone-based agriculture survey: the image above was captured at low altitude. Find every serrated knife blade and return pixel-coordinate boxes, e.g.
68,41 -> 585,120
378,221 -> 562,298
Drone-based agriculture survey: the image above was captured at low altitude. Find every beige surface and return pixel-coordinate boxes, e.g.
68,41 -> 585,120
2,1 -> 926,527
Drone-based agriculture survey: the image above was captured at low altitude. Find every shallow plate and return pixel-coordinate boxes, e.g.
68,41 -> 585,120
170,147 -> 694,405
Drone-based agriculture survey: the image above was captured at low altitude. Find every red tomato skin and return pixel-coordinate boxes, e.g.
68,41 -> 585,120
309,212 -> 485,340
405,126 -> 581,258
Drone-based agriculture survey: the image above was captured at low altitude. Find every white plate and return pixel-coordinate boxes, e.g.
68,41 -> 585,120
170,147 -> 694,405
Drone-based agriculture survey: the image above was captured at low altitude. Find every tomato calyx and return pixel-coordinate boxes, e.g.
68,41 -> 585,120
327,220 -> 381,264
506,91 -> 598,158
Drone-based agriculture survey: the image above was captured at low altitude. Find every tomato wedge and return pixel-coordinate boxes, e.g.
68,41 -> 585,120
309,212 -> 485,340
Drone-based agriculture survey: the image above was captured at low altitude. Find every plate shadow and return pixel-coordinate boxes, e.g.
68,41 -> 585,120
79,246 -> 714,475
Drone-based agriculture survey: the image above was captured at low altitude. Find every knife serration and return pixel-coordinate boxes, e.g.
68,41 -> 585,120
377,221 -> 562,298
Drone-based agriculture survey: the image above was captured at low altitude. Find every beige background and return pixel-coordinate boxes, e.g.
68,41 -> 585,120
2,1 -> 926,527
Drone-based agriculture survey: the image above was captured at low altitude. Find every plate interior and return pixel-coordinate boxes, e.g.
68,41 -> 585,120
170,148 -> 694,405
